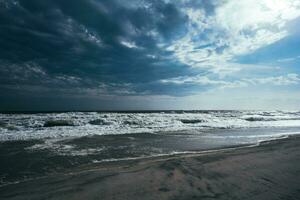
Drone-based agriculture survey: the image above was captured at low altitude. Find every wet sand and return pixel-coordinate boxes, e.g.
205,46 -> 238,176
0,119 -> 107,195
1,136 -> 300,200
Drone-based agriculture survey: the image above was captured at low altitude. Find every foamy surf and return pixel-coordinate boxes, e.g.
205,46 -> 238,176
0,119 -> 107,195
1,110 -> 300,186
1,110 -> 300,141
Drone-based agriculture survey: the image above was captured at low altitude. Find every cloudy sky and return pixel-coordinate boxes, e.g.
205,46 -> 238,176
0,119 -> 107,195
1,0 -> 300,110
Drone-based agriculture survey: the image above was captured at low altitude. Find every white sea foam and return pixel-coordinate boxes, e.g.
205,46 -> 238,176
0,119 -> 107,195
0,110 -> 300,141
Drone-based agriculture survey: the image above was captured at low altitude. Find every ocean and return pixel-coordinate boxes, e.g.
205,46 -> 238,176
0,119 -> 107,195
1,110 -> 300,186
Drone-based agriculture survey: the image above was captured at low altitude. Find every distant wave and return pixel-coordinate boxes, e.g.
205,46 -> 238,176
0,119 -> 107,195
180,119 -> 206,124
43,120 -> 75,127
89,119 -> 112,125
0,121 -> 18,130
123,120 -> 140,125
1,110 -> 300,141
243,116 -> 300,122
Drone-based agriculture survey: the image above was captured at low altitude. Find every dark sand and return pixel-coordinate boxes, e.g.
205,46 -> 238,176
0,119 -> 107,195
1,136 -> 300,200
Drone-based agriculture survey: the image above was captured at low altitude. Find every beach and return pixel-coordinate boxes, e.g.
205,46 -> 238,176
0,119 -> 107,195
2,0 -> 300,199
1,135 -> 299,200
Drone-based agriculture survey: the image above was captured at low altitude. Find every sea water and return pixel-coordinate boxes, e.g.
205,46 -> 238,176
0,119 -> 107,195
1,110 -> 300,185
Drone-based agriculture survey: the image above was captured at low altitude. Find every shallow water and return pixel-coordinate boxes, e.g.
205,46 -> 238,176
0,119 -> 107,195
1,110 -> 300,185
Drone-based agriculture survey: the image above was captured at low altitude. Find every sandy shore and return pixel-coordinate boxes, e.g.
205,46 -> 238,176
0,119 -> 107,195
1,136 -> 300,200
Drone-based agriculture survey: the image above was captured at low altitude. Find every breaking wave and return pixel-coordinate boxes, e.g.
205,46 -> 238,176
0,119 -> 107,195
43,120 -> 75,127
1,110 -> 300,141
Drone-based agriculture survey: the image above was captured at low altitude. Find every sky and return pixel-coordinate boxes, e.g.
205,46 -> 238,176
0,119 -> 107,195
0,0 -> 300,111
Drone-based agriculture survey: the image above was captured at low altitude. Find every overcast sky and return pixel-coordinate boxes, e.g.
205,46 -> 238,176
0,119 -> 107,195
1,0 -> 300,111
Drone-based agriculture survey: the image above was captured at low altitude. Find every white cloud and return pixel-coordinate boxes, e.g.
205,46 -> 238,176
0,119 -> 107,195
160,75 -> 248,89
160,75 -> 222,85
160,73 -> 300,89
165,0 -> 300,75
120,39 -> 139,49
81,27 -> 102,45
77,82 -> 136,96
0,61 -> 47,81
277,57 -> 296,62
277,56 -> 300,62
249,73 -> 300,86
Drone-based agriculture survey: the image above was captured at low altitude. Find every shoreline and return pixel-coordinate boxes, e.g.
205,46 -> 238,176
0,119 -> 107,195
0,134 -> 285,188
1,135 -> 300,199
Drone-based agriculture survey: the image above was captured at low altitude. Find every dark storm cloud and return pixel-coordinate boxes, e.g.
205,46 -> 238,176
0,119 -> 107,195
0,0 -> 229,110
0,0 -> 193,94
